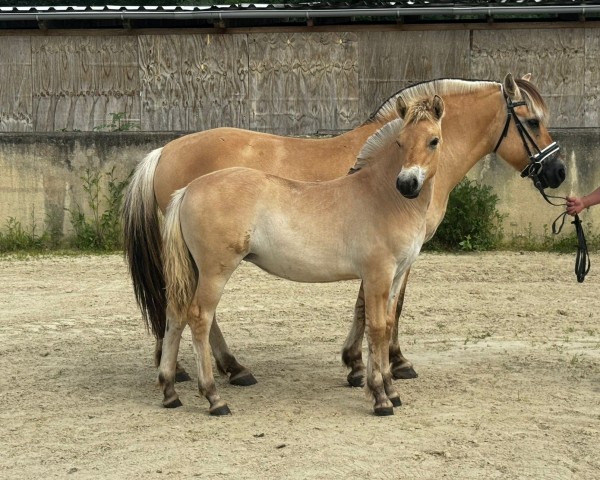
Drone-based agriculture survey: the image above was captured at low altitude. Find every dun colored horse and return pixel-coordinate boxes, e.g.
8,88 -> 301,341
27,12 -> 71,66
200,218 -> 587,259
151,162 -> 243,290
160,96 -> 445,415
123,73 -> 566,388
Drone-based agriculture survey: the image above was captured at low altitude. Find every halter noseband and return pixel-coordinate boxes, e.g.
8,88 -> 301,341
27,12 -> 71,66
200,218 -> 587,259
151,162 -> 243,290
492,91 -> 559,190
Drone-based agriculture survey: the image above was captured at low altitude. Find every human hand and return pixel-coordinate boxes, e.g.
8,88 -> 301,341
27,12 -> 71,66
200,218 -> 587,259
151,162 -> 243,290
566,196 -> 585,216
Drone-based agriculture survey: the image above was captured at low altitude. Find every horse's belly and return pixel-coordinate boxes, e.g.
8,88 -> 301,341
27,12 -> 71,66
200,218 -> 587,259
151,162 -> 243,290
245,249 -> 357,283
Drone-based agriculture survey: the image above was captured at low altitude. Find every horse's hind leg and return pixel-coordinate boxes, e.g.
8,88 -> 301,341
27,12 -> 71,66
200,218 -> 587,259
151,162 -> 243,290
157,310 -> 186,408
211,316 -> 257,386
390,269 -> 418,380
154,315 -> 254,385
342,282 -> 367,387
189,280 -> 230,416
155,337 -> 191,382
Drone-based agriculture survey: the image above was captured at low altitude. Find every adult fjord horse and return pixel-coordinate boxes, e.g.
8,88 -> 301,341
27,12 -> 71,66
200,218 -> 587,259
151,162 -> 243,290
123,73 -> 566,387
160,96 -> 445,415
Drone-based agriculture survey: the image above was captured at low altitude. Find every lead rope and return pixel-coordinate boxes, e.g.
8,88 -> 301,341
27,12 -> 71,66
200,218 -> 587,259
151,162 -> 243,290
534,183 -> 590,283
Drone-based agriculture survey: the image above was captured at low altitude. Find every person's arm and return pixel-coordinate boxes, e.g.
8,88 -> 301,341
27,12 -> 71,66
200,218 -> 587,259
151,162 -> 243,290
566,186 -> 600,216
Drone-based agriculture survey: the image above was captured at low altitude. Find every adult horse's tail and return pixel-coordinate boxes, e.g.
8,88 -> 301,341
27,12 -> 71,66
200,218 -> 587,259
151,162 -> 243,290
162,187 -> 197,320
123,148 -> 167,339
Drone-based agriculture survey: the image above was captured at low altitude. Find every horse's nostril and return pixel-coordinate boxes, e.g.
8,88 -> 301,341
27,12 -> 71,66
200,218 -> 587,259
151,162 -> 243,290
396,176 -> 421,199
558,168 -> 566,182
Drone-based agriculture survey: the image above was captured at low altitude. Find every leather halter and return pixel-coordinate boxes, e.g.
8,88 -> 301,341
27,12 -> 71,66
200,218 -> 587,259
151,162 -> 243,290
493,89 -> 589,282
492,91 -> 559,187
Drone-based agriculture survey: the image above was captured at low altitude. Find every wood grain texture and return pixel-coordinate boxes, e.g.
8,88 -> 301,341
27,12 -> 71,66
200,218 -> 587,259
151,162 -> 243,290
0,27 -> 598,133
139,34 -> 248,131
357,31 -> 470,121
248,32 -> 359,135
584,28 -> 600,128
0,36 -> 33,132
471,29 -> 585,128
31,36 -> 140,132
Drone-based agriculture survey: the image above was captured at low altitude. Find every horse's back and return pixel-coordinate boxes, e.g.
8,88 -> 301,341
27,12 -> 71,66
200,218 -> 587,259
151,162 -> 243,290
154,126 -> 373,211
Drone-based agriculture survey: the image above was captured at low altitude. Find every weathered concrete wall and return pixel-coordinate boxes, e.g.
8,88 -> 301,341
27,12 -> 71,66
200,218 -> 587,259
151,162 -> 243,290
0,132 -> 181,236
1,130 -> 599,241
469,129 -> 600,241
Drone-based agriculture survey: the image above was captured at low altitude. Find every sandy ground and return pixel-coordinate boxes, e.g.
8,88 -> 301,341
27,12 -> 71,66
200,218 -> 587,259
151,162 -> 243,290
0,252 -> 599,479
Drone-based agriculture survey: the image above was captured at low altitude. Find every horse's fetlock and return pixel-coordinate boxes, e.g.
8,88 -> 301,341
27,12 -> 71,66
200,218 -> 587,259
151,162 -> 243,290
341,348 -> 361,367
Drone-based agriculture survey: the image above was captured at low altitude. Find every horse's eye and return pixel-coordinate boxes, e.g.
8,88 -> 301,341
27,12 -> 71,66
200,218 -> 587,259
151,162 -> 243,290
527,118 -> 540,129
429,137 -> 440,148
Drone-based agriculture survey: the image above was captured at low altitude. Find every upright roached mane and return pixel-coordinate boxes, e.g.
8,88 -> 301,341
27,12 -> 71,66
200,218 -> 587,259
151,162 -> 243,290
366,78 -> 549,127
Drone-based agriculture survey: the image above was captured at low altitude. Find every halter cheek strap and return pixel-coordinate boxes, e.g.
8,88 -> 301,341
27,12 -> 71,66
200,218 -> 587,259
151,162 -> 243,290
493,98 -> 526,154
492,93 -> 559,186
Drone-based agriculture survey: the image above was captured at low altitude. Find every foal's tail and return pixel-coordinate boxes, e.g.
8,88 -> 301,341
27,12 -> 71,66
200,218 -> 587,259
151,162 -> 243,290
122,148 -> 167,339
162,187 -> 197,321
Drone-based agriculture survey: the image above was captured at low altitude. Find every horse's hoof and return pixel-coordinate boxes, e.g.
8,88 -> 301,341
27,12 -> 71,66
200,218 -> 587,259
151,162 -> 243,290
390,396 -> 402,408
163,397 -> 183,409
347,372 -> 365,388
229,371 -> 257,387
374,406 -> 394,416
210,404 -> 231,416
392,365 -> 418,380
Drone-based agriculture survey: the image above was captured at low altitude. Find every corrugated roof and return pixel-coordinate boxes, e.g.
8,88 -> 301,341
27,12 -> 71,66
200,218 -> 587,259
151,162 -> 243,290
1,2 -> 599,29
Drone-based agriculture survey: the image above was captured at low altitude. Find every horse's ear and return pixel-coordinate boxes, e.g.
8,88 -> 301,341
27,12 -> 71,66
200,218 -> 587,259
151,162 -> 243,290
503,73 -> 521,99
396,96 -> 408,119
432,95 -> 445,120
522,73 -> 532,82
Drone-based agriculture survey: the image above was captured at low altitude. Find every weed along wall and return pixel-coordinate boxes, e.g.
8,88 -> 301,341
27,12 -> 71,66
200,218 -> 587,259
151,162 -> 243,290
1,129 -> 599,247
0,132 -> 180,240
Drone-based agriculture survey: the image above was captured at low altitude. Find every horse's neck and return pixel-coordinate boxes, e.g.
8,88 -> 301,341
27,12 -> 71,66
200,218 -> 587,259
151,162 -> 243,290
427,87 -> 506,232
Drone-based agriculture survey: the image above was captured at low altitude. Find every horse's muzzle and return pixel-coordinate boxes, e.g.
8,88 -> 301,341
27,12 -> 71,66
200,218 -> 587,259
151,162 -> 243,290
535,149 -> 566,190
396,174 -> 421,199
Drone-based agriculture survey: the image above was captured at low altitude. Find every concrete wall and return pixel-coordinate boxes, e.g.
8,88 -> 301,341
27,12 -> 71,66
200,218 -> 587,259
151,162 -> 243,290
1,129 -> 599,242
0,132 -> 180,237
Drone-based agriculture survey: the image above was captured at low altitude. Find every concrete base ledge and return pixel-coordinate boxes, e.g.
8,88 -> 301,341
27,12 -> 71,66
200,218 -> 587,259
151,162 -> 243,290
1,129 -> 599,240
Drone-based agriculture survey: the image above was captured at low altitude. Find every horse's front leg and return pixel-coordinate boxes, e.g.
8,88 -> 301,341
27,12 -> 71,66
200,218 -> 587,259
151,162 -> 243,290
364,279 -> 396,416
389,268 -> 418,380
343,272 -> 418,388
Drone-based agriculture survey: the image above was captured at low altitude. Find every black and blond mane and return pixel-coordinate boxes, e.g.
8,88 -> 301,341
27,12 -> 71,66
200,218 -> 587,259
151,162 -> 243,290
364,77 -> 549,126
350,97 -> 440,173
515,78 -> 549,124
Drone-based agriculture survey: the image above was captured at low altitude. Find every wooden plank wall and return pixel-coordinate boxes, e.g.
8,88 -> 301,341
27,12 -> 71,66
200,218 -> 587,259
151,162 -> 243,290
30,36 -> 140,132
471,29 -> 586,128
0,36 -> 33,132
1,26 -> 599,134
248,32 -> 360,134
139,34 -> 248,131
358,31 -> 470,118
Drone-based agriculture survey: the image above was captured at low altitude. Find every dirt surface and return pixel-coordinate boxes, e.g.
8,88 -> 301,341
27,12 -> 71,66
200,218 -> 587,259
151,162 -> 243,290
1,252 -> 599,479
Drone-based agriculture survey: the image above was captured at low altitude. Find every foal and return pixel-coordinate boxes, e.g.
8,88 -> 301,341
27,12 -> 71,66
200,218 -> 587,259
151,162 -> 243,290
159,96 -> 444,416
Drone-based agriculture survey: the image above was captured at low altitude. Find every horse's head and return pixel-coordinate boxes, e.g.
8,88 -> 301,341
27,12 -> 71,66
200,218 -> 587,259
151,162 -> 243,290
394,95 -> 445,199
494,73 -> 566,190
